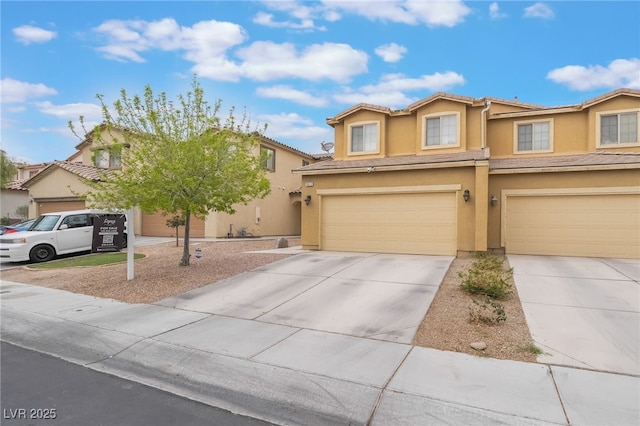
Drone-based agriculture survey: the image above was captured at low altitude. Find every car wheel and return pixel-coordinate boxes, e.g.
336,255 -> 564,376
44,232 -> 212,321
29,244 -> 56,263
122,233 -> 128,249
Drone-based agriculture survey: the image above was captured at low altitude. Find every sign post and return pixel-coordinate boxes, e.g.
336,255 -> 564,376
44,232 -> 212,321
127,208 -> 135,280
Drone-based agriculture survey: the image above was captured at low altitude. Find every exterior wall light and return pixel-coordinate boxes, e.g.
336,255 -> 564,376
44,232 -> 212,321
304,195 -> 312,206
490,195 -> 498,206
463,189 -> 470,202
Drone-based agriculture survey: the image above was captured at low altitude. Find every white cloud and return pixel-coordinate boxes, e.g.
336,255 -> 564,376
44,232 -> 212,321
13,25 -> 57,44
321,0 -> 471,27
375,43 -> 407,63
237,41 -> 368,83
333,71 -> 466,109
34,101 -> 103,120
93,18 -> 246,81
256,85 -> 328,107
489,2 -> 507,19
255,1 -> 328,30
0,78 -> 57,103
524,2 -> 554,19
252,11 -> 324,31
260,112 -> 332,152
547,58 -> 640,91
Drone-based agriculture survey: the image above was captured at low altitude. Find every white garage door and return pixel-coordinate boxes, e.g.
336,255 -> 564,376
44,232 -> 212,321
321,192 -> 457,255
505,193 -> 640,259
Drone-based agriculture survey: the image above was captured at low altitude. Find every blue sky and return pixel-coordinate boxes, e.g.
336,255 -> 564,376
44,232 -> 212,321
1,1 -> 639,164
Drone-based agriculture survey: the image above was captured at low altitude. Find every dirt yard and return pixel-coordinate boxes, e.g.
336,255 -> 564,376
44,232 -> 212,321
1,239 -> 536,362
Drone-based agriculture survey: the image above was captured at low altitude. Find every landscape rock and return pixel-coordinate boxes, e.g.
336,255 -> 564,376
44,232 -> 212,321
275,237 -> 289,248
470,341 -> 487,351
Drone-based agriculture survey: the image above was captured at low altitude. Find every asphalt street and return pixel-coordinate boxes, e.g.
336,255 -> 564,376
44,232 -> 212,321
1,342 -> 272,426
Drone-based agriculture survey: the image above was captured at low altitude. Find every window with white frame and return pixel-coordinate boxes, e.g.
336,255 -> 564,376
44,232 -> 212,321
423,113 -> 459,147
260,146 -> 276,171
516,120 -> 552,152
94,148 -> 122,169
349,122 -> 378,153
599,111 -> 638,145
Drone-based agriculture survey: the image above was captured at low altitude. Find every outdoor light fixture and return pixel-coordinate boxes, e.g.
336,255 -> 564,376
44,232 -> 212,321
304,195 -> 312,206
463,190 -> 470,202
490,195 -> 498,206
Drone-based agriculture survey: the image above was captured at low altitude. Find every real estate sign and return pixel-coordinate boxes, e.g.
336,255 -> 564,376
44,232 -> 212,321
92,215 -> 126,253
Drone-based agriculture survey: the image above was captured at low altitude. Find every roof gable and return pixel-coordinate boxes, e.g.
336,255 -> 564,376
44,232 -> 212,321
22,161 -> 113,187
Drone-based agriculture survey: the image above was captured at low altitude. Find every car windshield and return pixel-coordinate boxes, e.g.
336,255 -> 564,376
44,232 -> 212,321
30,215 -> 61,231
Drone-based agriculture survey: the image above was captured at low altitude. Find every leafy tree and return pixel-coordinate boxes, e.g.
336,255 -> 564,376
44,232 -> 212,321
71,77 -> 270,266
1,150 -> 17,188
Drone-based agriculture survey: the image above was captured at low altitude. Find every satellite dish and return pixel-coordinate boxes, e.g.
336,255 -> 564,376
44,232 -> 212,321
320,141 -> 334,153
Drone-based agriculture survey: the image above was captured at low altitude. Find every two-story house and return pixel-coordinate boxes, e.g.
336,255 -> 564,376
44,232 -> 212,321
22,127 -> 323,238
295,88 -> 640,259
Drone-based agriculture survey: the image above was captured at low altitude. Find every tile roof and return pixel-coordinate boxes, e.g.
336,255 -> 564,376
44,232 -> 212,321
490,152 -> 640,171
22,161 -> 114,187
5,180 -> 28,190
295,150 -> 488,172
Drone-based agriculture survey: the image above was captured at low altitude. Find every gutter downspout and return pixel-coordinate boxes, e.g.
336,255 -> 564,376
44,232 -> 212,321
481,100 -> 492,149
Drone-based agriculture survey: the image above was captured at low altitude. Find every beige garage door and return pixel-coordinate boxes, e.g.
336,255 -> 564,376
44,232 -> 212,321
37,200 -> 85,215
505,194 -> 640,259
321,192 -> 457,255
142,212 -> 205,238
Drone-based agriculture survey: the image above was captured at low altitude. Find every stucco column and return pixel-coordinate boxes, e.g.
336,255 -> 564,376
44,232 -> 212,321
474,160 -> 489,252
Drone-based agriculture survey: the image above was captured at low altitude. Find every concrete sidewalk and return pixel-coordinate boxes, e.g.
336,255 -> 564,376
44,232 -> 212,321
2,280 -> 638,425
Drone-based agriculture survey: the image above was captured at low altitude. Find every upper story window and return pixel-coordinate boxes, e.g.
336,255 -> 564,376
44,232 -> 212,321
423,112 -> 459,148
598,110 -> 638,146
94,148 -> 122,169
515,119 -> 553,153
349,122 -> 379,154
302,160 -> 309,167
260,146 -> 276,171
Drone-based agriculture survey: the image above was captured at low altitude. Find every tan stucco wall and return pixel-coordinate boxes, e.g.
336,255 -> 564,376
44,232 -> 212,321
335,110 -> 388,160
300,167 -> 480,252
79,129 -> 124,165
587,96 -> 640,152
26,168 -> 92,217
487,110 -> 590,158
211,144 -> 309,237
486,169 -> 640,250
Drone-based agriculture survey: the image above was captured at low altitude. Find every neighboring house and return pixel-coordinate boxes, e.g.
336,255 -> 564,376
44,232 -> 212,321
23,126 -> 325,238
13,162 -> 49,181
295,88 -> 640,259
0,162 -> 48,221
1,181 -> 29,221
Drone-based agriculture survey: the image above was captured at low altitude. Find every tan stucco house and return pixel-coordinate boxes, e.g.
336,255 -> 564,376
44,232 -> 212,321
295,88 -> 640,259
23,129 -> 325,238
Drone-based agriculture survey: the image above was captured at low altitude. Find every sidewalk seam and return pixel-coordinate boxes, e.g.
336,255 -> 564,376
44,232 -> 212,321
364,345 -> 415,425
548,365 -> 571,425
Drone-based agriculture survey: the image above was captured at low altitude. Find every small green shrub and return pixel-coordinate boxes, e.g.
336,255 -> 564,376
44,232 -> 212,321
468,297 -> 507,324
521,343 -> 544,355
459,253 -> 513,299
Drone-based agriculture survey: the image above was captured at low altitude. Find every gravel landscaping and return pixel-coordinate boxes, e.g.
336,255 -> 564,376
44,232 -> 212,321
1,238 -> 536,362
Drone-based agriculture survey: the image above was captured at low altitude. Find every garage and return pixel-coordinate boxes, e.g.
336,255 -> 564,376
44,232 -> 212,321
37,200 -> 85,215
321,192 -> 457,255
141,212 -> 205,238
504,192 -> 640,259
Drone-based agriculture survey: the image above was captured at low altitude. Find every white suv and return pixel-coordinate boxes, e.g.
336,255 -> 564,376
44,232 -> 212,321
0,210 -> 127,263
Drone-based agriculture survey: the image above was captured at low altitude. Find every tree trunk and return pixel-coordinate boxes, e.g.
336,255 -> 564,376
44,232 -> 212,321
180,212 -> 191,266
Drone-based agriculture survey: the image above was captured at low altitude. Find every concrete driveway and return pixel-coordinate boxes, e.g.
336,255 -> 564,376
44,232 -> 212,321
508,255 -> 640,375
159,251 -> 454,344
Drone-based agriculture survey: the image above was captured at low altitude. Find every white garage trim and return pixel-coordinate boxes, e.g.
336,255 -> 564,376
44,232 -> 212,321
317,184 -> 461,196
501,187 -> 640,258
